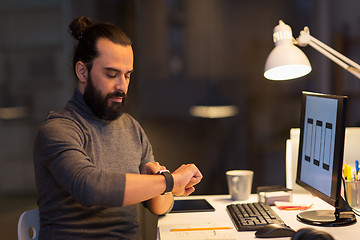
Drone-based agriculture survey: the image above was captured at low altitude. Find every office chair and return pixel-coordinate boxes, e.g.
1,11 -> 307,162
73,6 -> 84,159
17,209 -> 40,240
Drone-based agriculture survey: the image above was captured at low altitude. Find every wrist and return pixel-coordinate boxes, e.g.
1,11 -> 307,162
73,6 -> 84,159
157,170 -> 174,195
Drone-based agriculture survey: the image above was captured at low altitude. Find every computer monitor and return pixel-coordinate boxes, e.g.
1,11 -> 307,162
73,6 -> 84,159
296,91 -> 356,226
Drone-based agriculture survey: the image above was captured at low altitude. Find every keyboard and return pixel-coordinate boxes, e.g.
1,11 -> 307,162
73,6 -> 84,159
226,202 -> 285,231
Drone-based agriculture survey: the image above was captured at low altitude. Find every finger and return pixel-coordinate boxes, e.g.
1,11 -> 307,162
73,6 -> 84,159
152,162 -> 160,169
185,175 -> 202,188
184,187 -> 195,196
192,175 -> 202,184
154,162 -> 168,172
192,166 -> 203,179
141,162 -> 152,174
150,162 -> 162,173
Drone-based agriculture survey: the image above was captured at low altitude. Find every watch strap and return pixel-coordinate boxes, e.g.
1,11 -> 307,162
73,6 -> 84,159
157,170 -> 174,195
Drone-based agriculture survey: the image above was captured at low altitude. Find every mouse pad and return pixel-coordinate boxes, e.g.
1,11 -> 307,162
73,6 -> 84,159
170,199 -> 215,213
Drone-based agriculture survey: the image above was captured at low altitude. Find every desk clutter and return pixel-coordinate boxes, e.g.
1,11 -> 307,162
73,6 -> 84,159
257,185 -> 292,206
344,162 -> 360,209
345,181 -> 360,209
344,161 -> 359,181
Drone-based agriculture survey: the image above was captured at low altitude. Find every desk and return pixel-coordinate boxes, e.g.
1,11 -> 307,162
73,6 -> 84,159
157,194 -> 360,239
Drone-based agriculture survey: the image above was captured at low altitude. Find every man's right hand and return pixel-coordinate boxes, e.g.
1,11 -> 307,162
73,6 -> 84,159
171,164 -> 203,196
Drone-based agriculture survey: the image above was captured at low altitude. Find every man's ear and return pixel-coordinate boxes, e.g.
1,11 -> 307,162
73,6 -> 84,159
75,61 -> 88,83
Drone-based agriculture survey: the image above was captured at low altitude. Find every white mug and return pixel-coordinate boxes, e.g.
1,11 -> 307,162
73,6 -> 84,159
226,170 -> 254,201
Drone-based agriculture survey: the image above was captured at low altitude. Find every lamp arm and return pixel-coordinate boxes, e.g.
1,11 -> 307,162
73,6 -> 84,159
309,36 -> 360,70
297,27 -> 360,79
308,38 -> 360,79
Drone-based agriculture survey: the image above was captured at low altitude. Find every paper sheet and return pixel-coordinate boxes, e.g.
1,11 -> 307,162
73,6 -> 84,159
159,222 -> 236,240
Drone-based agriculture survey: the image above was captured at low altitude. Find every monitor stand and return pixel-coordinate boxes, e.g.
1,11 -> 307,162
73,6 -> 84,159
296,197 -> 356,226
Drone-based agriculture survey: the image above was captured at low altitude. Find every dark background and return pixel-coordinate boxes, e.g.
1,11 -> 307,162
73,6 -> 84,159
1,0 -> 360,239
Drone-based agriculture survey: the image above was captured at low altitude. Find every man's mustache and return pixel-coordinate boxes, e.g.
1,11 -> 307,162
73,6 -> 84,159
108,91 -> 127,99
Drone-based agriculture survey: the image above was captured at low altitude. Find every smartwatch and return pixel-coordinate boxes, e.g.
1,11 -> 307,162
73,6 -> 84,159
157,170 -> 174,195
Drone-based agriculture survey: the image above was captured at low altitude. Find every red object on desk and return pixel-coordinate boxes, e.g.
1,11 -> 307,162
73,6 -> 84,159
275,201 -> 313,210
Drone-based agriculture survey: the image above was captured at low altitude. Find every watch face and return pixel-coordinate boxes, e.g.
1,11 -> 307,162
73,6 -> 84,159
157,169 -> 170,174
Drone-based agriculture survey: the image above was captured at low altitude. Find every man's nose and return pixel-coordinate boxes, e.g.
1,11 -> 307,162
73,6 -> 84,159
115,76 -> 128,93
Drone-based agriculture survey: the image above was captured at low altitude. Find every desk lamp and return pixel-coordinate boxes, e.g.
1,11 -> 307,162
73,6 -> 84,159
264,20 -> 360,81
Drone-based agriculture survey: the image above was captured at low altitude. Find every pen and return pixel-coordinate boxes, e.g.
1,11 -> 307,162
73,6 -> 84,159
344,164 -> 349,180
346,164 -> 352,181
356,160 -> 359,181
170,227 -> 232,232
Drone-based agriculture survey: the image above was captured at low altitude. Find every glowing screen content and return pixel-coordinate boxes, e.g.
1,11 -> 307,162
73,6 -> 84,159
300,95 -> 338,197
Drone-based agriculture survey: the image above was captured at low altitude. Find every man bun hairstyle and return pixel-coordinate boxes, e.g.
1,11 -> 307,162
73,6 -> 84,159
69,16 -> 132,74
69,16 -> 94,40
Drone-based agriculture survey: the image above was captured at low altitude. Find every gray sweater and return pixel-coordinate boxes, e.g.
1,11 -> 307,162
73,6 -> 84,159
33,88 -> 154,239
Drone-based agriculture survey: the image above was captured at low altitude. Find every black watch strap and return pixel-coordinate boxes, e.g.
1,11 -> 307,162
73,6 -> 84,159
157,170 -> 174,195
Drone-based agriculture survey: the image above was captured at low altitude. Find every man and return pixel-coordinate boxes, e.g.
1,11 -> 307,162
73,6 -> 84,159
33,16 -> 202,239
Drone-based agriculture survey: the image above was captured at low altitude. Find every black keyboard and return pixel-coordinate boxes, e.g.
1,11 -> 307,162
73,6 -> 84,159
226,202 -> 285,231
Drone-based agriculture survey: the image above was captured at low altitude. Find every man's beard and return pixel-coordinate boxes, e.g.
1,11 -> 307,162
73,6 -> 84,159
83,75 -> 127,121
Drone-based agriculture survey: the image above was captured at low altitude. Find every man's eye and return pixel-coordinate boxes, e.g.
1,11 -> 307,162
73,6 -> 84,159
107,73 -> 117,78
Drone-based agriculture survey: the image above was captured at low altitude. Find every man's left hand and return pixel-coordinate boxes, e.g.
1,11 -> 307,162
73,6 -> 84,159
141,162 -> 167,175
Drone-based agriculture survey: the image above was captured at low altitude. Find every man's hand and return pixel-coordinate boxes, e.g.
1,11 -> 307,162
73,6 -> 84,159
171,164 -> 203,196
141,162 -> 203,196
141,162 -> 166,175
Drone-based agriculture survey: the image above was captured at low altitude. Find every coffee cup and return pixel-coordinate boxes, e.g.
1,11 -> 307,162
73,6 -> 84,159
226,170 -> 253,201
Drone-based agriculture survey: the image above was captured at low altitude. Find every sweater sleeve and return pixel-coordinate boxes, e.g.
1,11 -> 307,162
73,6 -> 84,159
34,118 -> 126,207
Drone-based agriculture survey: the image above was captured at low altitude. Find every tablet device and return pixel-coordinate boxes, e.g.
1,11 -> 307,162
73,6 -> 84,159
170,199 -> 215,213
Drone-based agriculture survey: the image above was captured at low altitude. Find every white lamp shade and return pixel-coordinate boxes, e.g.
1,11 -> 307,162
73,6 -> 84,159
264,44 -> 312,80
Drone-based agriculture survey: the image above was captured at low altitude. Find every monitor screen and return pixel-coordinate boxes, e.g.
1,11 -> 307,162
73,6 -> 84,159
296,91 -> 356,226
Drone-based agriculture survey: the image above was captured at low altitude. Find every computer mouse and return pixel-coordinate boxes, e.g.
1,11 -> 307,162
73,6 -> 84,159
255,224 -> 296,238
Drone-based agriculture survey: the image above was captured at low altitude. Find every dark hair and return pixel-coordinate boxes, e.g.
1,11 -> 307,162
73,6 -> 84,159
68,16 -> 132,74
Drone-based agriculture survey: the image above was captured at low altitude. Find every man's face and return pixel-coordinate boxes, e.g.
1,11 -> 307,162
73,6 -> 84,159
83,38 -> 134,120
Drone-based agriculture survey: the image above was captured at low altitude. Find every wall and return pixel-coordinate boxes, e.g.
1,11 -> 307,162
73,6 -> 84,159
0,0 -> 73,194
